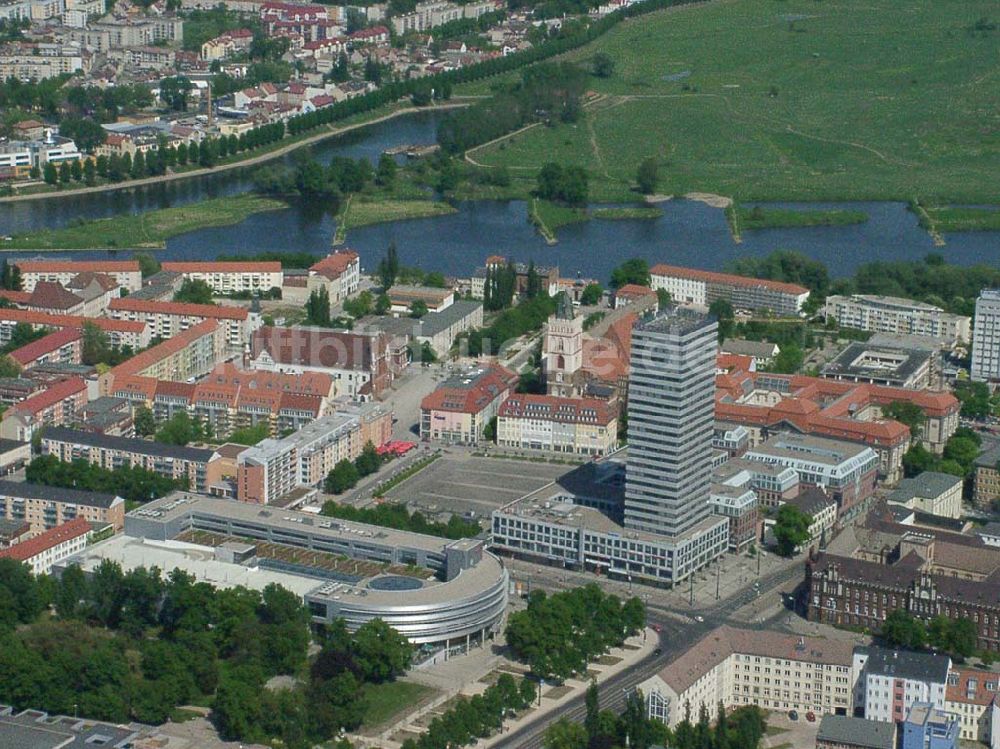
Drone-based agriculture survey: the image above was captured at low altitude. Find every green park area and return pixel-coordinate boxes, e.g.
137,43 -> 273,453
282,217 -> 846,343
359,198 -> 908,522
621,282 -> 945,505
1,194 -> 286,250
336,197 -> 458,243
466,0 -> 1000,205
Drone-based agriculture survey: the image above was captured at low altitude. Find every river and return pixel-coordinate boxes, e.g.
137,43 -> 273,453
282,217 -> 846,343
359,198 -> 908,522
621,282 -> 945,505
2,110 -> 998,280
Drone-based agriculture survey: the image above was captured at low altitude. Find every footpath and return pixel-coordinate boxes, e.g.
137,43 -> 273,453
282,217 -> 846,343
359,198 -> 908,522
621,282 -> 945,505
347,627 -> 657,749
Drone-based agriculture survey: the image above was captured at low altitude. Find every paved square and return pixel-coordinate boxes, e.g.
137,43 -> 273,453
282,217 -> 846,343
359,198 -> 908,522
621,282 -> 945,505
383,456 -> 570,519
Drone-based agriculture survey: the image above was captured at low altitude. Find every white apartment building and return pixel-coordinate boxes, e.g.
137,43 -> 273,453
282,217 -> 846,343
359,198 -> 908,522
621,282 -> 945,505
639,626 -> 856,728
16,260 -> 142,293
496,394 -> 618,456
0,517 -> 91,575
853,647 -> 951,724
650,263 -> 810,316
162,262 -> 284,296
0,51 -> 85,80
107,298 -> 254,351
391,0 -> 493,34
824,294 -> 971,343
973,290 -> 1000,383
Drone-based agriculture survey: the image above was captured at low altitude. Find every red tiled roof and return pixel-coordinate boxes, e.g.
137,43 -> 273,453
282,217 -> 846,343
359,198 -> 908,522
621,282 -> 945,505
155,379 -> 197,399
252,326 -> 384,372
109,297 -> 248,320
26,281 -> 83,311
947,667 -> 998,706
16,260 -> 140,274
9,327 -> 81,367
110,319 -> 219,379
650,263 -> 809,296
499,394 -> 614,425
162,261 -> 281,273
10,377 -> 86,416
67,272 -> 119,292
0,308 -> 145,335
614,284 -> 655,298
0,290 -> 30,305
420,364 -> 516,414
310,251 -> 358,280
0,517 -> 91,562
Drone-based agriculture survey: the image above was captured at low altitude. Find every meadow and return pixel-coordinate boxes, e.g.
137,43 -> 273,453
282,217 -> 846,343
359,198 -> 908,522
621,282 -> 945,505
467,0 -> 1000,203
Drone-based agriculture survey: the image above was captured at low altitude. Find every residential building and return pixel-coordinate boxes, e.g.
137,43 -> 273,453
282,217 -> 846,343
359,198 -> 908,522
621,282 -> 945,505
102,319 -> 228,395
250,326 -> 391,399
108,297 -> 254,351
782,486 -> 838,546
0,376 -> 88,441
824,295 -> 971,344
944,667 -> 999,744
15,259 -> 142,293
161,261 -> 284,295
744,433 -> 879,519
415,300 -> 484,358
0,439 -> 30,475
420,364 -> 517,443
200,27 -> 253,60
816,715 -> 897,749
613,283 -> 656,310
307,250 -> 360,303
22,280 -> 86,315
8,327 -> 81,369
391,0 -> 494,34
237,404 -> 391,504
715,365 -> 960,483
712,424 -> 750,459
821,343 -> 933,390
70,396 -> 133,436
470,256 -> 560,300
901,703 -> 959,749
0,308 -> 149,349
0,518 -> 30,548
0,480 -> 125,534
650,263 -> 810,316
388,285 -> 455,315
853,647 -> 951,723
0,516 -> 91,574
65,271 -> 121,316
887,472 -> 964,519
637,625 -> 855,728
40,427 -> 223,493
496,394 -> 617,456
973,290 -> 1000,383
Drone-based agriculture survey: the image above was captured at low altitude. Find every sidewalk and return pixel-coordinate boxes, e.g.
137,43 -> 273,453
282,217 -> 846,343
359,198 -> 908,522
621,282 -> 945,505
348,628 -> 657,749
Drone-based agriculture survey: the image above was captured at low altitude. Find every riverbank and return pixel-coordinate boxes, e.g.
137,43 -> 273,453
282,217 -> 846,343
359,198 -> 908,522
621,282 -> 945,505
0,194 -> 285,250
736,206 -> 869,230
0,101 -> 469,206
335,198 -> 458,245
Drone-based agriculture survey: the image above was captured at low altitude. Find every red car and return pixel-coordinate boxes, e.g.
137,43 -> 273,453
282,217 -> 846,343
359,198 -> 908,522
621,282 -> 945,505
806,712 -> 816,723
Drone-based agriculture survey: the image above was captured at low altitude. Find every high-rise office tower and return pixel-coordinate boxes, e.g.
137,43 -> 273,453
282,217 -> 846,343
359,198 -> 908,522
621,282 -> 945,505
972,290 -> 1000,383
624,307 -> 718,537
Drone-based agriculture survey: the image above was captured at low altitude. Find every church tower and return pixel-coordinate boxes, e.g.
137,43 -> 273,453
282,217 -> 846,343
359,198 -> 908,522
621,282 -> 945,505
543,293 -> 583,397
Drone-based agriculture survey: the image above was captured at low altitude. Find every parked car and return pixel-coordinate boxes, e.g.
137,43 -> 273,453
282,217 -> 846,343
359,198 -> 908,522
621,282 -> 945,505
806,712 -> 816,723
788,710 -> 799,721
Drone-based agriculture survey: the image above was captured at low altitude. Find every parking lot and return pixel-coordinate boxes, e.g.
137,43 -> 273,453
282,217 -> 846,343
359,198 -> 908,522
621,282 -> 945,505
762,711 -> 821,748
382,454 -> 571,520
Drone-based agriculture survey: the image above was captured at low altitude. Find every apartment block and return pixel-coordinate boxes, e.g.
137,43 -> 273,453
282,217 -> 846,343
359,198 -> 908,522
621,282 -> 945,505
41,427 -> 223,493
0,516 -> 91,574
901,703 -> 960,749
712,456 -> 799,508
161,261 -> 283,295
0,376 -> 88,441
824,295 -> 971,343
974,443 -> 1000,511
650,263 -> 810,316
0,480 -> 125,534
8,327 -> 81,369
853,647 -> 951,723
15,260 -> 142,293
102,319 -> 228,396
108,297 -> 254,351
236,404 -> 390,504
0,308 -> 149,349
972,290 -> 1000,383
420,364 -> 517,443
638,625 -> 855,728
496,394 -> 618,456
886,471 -> 963,520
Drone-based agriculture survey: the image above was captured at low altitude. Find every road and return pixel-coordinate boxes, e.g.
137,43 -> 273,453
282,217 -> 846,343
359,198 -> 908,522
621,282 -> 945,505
491,562 -> 805,749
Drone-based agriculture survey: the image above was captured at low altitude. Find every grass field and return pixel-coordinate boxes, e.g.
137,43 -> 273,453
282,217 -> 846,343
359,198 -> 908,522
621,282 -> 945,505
737,206 -> 869,230
592,206 -> 663,220
529,198 -> 589,242
361,681 -> 436,729
340,198 -> 457,235
1,194 -> 286,249
467,0 -> 1000,203
924,206 -> 1000,232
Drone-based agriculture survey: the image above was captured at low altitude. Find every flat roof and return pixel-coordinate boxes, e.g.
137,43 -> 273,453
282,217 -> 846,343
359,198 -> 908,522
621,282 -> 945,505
418,300 -> 483,337
816,715 -> 896,749
131,493 -> 451,554
746,432 -> 873,466
887,471 -> 963,503
0,480 -> 120,509
822,342 -> 930,381
42,427 -> 218,463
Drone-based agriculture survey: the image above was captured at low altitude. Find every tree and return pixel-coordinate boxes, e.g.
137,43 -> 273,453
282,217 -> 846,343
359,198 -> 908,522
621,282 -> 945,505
305,287 -> 332,327
544,717 -> 589,749
351,618 -> 413,683
590,52 -> 614,78
70,159 -> 82,182
709,298 -> 735,341
772,503 -> 811,557
377,242 -> 400,290
656,288 -> 671,309
135,251 -> 160,278
343,290 -> 373,319
374,293 -> 391,315
376,153 -> 397,188
355,441 -> 382,477
133,406 -> 156,437
409,299 -> 428,318
609,258 -> 650,289
881,609 -> 926,651
81,322 -> 113,366
83,158 -> 96,186
160,76 -> 192,111
156,412 -> 201,446
130,150 -> 146,179
325,459 -> 359,494
173,278 -> 215,305
58,161 -> 71,185
636,157 -> 659,194
0,355 -> 20,379
579,283 -> 603,306
0,259 -> 21,291
43,161 -> 57,185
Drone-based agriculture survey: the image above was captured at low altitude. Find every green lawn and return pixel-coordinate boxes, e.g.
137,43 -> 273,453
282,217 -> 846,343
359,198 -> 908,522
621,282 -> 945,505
361,680 -> 436,729
1,194 -> 286,250
924,206 -> 1000,232
529,198 -> 589,241
736,206 -> 869,230
467,0 -> 1000,203
342,198 -> 458,230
